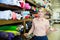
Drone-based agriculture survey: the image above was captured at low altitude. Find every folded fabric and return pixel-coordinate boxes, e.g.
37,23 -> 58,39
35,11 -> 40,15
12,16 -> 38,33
7,33 -> 14,40
4,30 -> 19,36
0,0 -> 12,4
0,10 -> 12,20
0,32 -> 8,38
11,0 -> 20,6
0,25 -> 17,31
19,0 -> 25,8
0,32 -> 15,40
0,10 -> 22,20
12,12 -> 17,20
17,25 -> 24,30
18,0 -> 24,2
21,11 -> 30,19
0,0 -> 20,6
16,13 -> 22,20
25,3 -> 31,9
20,2 -> 25,8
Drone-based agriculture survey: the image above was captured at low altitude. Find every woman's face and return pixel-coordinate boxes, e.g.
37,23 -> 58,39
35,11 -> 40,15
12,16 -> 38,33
38,10 -> 44,17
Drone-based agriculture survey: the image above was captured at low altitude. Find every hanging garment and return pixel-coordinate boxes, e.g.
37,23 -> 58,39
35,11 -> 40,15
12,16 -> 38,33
26,21 -> 32,30
13,35 -> 23,40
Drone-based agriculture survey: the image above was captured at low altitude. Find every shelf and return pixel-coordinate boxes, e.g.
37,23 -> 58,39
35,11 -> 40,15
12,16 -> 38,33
0,3 -> 22,10
25,18 -> 32,21
0,19 -> 32,25
0,20 -> 23,25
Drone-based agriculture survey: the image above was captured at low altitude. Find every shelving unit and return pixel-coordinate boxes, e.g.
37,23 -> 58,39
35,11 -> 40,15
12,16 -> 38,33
0,1 -> 35,25
0,0 -> 38,38
0,0 -> 35,34
0,0 -> 51,40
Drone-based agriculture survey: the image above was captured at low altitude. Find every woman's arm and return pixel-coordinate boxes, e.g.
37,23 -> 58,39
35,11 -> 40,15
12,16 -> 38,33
24,19 -> 35,36
46,20 -> 56,34
45,20 -> 50,34
27,20 -> 35,35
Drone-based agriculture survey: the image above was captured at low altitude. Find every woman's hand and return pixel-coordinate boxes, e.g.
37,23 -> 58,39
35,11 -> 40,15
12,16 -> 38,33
24,33 -> 28,37
50,27 -> 57,31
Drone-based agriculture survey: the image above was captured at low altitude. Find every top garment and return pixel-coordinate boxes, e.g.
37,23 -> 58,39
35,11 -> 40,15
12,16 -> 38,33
31,18 -> 50,36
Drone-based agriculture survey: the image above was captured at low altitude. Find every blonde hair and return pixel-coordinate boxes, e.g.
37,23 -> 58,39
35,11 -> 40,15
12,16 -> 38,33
38,7 -> 46,14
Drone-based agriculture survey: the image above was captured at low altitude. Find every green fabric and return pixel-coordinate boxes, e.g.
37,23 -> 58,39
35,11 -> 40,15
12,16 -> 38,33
4,30 -> 19,36
0,25 -> 17,31
0,25 -> 20,36
36,8 -> 38,10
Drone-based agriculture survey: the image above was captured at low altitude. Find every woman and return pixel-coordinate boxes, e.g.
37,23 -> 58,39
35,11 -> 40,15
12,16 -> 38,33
24,8 -> 56,40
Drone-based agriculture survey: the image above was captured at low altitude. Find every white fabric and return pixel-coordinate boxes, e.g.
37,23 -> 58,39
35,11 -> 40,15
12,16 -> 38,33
0,0 -> 20,6
0,10 -> 12,20
16,13 -> 22,20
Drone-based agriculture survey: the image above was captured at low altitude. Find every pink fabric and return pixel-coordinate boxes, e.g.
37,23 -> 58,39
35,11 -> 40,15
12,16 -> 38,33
12,12 -> 17,20
25,3 -> 31,9
20,2 -> 25,8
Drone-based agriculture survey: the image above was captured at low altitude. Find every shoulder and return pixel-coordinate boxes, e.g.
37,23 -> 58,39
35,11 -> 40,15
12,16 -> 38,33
32,18 -> 37,22
33,18 -> 37,21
